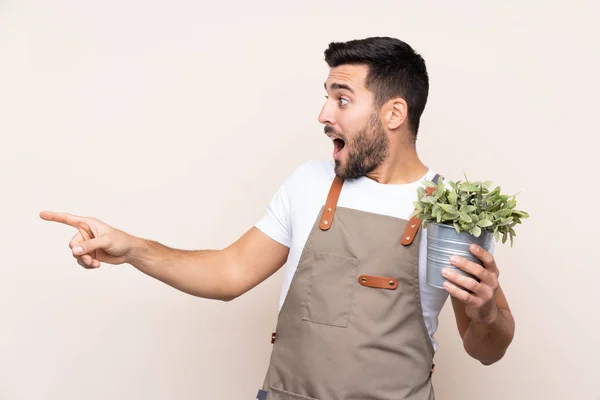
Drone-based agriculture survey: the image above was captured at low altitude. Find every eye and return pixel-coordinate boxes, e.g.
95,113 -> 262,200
339,97 -> 349,106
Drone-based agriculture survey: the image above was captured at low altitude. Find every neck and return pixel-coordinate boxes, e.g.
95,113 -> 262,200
365,139 -> 428,185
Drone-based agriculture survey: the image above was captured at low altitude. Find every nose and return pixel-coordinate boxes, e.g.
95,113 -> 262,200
318,101 -> 335,125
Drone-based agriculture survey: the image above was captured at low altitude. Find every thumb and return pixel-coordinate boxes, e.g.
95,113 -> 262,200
72,235 -> 111,256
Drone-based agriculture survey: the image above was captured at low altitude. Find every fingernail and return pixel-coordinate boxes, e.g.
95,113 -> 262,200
442,269 -> 450,277
470,244 -> 478,252
450,256 -> 459,264
73,246 -> 83,255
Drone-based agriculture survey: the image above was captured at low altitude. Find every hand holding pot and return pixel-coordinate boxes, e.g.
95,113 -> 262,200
442,244 -> 500,324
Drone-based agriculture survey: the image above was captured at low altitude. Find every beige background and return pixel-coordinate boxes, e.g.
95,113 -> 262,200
1,0 -> 599,399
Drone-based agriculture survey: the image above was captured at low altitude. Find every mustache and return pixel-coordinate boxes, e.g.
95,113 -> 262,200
324,126 -> 342,136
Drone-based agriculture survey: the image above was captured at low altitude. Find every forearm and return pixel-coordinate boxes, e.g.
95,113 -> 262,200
462,307 -> 515,365
126,237 -> 239,301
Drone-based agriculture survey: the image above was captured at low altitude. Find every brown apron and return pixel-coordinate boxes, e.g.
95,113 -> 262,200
257,173 -> 440,400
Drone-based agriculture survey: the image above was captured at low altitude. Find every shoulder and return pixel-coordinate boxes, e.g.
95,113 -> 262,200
281,159 -> 335,191
290,159 -> 335,179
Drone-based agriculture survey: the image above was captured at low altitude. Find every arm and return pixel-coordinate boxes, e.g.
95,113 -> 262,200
39,211 -> 289,302
127,227 -> 289,301
442,244 -> 515,365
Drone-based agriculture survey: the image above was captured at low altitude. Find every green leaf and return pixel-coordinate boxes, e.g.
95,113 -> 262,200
420,196 -> 433,204
439,204 -> 458,214
448,190 -> 458,206
459,212 -> 472,223
495,209 -> 512,218
443,213 -> 459,221
413,201 -> 424,211
437,181 -> 445,194
480,180 -> 494,189
453,222 -> 461,233
512,210 -> 529,219
470,226 -> 482,237
461,222 -> 475,231
422,180 -> 437,188
498,217 -> 514,226
461,205 -> 477,213
502,232 -> 508,244
460,184 -> 479,192
477,219 -> 493,228
488,198 -> 503,211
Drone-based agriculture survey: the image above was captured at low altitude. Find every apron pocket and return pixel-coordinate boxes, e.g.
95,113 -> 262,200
269,386 -> 319,400
302,251 -> 359,328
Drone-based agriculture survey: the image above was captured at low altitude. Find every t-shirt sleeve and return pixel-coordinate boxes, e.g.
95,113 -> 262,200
255,181 -> 292,248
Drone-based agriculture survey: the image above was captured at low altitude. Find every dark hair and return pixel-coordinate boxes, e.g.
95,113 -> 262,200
324,37 -> 429,137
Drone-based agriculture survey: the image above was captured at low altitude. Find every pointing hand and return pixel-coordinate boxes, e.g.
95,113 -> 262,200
40,211 -> 136,269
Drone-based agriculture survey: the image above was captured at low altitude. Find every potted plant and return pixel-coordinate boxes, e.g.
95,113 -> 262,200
411,175 -> 529,289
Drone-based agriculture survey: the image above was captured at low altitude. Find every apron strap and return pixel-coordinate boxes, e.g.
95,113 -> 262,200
320,172 -> 442,238
401,173 -> 442,246
320,175 -> 344,231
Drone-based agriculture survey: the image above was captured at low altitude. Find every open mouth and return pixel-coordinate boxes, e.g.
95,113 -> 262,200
333,138 -> 346,158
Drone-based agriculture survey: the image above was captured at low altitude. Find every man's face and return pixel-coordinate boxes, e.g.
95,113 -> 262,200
319,64 -> 389,180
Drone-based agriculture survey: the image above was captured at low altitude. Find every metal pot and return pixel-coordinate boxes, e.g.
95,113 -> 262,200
425,222 -> 493,289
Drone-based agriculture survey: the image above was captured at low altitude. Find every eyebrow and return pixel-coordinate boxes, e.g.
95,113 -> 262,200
325,82 -> 355,94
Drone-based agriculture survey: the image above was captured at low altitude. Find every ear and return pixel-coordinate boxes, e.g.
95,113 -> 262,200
384,98 -> 408,130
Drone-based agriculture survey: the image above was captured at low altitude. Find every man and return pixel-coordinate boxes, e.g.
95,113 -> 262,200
41,37 -> 514,399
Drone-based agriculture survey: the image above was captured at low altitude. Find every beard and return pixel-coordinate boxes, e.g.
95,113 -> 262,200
328,114 -> 390,180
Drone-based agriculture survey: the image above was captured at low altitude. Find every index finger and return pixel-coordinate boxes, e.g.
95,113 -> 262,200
40,211 -> 86,229
470,244 -> 498,272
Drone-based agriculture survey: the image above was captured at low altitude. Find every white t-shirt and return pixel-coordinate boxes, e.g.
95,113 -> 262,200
255,159 -> 476,352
